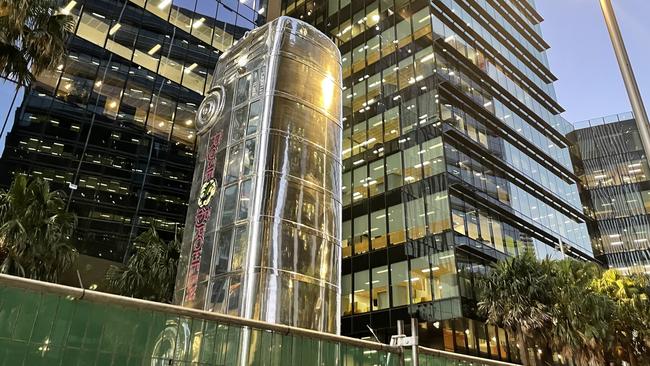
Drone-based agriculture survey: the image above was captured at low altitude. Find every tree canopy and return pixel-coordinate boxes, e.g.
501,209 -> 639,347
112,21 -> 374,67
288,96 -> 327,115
0,175 -> 77,283
477,253 -> 650,366
0,0 -> 73,86
105,226 -> 181,303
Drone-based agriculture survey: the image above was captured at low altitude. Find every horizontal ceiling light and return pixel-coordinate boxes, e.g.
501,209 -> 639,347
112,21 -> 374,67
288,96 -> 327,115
184,63 -> 198,73
158,0 -> 172,10
109,23 -> 121,35
60,0 -> 77,15
147,44 -> 161,55
192,17 -> 205,28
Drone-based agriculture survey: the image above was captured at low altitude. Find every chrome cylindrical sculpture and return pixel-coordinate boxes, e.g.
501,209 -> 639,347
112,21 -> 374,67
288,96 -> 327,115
174,16 -> 342,334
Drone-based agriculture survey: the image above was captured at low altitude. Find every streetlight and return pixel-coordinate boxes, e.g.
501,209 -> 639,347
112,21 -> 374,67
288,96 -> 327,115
599,0 -> 650,163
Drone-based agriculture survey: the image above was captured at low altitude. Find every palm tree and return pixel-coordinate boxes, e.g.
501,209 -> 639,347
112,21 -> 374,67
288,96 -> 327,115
592,269 -> 650,366
476,251 -> 553,366
0,0 -> 73,86
0,174 -> 77,282
547,259 -> 611,366
105,226 -> 181,303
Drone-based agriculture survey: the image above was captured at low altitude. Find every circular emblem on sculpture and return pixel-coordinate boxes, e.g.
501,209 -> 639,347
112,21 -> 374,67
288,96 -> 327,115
196,85 -> 225,135
198,179 -> 216,208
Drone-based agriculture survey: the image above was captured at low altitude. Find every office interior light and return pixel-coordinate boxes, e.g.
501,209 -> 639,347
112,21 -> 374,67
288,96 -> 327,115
147,44 -> 161,55
60,1 -> 77,15
109,23 -> 121,35
157,0 -> 172,10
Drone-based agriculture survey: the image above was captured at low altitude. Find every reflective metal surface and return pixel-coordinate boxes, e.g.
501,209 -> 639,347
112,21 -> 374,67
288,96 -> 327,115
174,16 -> 343,335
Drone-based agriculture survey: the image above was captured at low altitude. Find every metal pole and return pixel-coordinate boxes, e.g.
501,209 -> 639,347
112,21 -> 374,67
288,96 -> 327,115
599,0 -> 650,163
397,320 -> 405,366
410,318 -> 419,366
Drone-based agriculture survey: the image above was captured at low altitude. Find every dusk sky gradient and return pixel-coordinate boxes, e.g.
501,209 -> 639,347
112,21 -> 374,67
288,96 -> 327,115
537,0 -> 650,122
1,1 -> 649,154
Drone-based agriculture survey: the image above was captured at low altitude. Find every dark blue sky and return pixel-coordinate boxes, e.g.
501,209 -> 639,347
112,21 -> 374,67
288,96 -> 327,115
537,0 -> 650,122
1,1 -> 649,153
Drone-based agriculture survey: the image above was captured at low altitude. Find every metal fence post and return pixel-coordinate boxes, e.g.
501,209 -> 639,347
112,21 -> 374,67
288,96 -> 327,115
411,318 -> 419,366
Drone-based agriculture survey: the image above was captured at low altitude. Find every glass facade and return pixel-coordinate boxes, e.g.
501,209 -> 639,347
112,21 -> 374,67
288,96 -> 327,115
569,112 -> 650,274
281,0 -> 592,361
0,0 -> 266,262
173,17 -> 343,334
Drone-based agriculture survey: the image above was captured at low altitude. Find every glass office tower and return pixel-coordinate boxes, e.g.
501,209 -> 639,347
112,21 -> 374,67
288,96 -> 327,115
0,0 -> 265,262
280,0 -> 592,361
569,112 -> 650,275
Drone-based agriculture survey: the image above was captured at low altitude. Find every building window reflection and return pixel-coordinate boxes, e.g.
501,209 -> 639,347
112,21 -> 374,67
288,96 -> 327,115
353,270 -> 370,314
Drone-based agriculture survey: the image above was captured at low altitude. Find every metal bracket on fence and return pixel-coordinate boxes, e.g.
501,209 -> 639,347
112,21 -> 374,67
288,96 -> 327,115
390,319 -> 419,366
390,334 -> 416,347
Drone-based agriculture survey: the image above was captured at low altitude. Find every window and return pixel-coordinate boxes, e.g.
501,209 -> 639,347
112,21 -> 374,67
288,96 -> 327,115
226,143 -> 242,184
342,171 -> 352,205
421,138 -> 444,179
466,208 -> 479,241
221,184 -> 238,226
146,0 -> 172,19
388,203 -> 406,245
406,197 -> 426,240
385,152 -> 402,191
354,270 -> 370,313
367,36 -> 381,67
369,159 -> 385,197
76,11 -> 109,48
426,192 -> 450,234
438,252 -> 459,299
328,0 -> 338,16
371,265 -> 389,310
391,261 -> 409,307
235,73 -> 251,105
395,17 -> 412,47
242,139 -> 256,176
380,25 -> 396,59
400,95 -> 417,133
409,257 -> 432,304
384,106 -> 400,143
237,179 -> 251,220
490,218 -> 505,253
402,146 -> 420,185
353,165 -> 368,201
452,209 -> 466,236
351,119 -> 367,156
412,7 -> 431,41
353,214 -> 369,255
106,22 -> 137,61
343,126 -> 352,160
231,224 -> 248,270
342,220 -> 352,257
231,105 -> 248,142
370,208 -> 387,250
247,100 -> 261,135
342,51 -> 351,78
478,211 -> 492,245
147,93 -> 175,139
342,274 -> 352,315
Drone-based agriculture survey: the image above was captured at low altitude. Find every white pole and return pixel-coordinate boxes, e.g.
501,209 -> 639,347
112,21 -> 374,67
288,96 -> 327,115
599,0 -> 650,163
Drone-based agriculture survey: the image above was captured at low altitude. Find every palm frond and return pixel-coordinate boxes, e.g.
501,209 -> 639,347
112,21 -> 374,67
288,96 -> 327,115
0,0 -> 72,86
105,225 -> 180,303
0,175 -> 77,282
